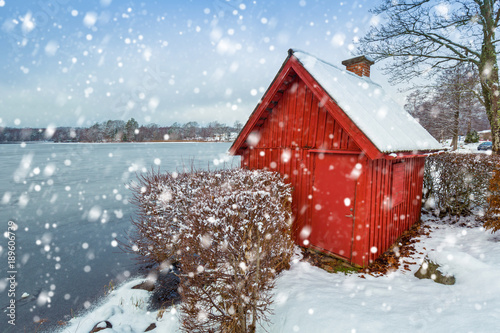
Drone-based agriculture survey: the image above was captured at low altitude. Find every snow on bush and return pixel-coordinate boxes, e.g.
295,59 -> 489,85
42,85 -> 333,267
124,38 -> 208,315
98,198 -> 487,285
127,170 -> 201,265
423,153 -> 500,216
127,168 -> 294,332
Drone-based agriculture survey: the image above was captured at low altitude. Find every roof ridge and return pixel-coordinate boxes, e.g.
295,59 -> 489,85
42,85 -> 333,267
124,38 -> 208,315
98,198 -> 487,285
290,49 -> 383,89
291,50 -> 442,153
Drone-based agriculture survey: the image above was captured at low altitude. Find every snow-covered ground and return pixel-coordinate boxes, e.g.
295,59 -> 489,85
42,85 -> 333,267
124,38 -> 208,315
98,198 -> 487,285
57,214 -> 500,333
442,139 -> 493,155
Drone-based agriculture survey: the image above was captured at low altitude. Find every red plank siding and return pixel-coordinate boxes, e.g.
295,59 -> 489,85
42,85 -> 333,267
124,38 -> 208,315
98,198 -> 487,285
295,81 -> 306,148
315,107 -> 327,149
234,55 -> 428,267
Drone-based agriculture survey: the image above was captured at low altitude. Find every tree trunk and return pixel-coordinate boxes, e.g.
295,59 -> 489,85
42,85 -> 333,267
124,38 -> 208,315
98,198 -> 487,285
452,96 -> 461,150
491,107 -> 500,153
451,133 -> 458,151
480,65 -> 500,154
479,0 -> 500,154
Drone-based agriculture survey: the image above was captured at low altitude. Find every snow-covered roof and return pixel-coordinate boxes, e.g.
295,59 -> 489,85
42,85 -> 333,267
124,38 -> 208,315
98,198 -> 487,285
292,50 -> 442,153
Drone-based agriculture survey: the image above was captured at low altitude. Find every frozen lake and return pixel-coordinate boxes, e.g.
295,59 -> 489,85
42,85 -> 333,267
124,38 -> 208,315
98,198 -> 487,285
0,142 -> 238,332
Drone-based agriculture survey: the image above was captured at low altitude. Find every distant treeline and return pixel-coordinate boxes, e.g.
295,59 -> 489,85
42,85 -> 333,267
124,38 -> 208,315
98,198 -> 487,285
0,119 -> 244,143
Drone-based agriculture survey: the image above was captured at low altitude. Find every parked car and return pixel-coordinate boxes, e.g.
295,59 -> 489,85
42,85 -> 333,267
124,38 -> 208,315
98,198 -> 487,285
477,141 -> 493,151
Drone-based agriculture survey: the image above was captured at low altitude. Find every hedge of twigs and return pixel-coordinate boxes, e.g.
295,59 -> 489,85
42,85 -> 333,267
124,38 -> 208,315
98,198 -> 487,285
423,153 -> 500,218
126,168 -> 294,333
484,166 -> 500,233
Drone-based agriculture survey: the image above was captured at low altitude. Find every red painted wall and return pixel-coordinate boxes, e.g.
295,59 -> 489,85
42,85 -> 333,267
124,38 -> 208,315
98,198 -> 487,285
240,74 -> 426,267
240,76 -> 361,248
351,157 -> 426,265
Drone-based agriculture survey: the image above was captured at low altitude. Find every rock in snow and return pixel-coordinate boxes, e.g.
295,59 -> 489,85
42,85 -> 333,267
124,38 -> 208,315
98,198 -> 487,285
414,257 -> 456,285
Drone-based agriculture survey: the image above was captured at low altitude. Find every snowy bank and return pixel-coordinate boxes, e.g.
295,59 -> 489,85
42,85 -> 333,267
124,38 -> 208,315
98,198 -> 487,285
55,279 -> 180,332
56,215 -> 500,333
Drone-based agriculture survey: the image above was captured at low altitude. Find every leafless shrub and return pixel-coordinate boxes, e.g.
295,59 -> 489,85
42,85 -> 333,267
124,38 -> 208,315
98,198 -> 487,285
423,153 -> 500,216
127,168 -> 294,332
484,167 -> 500,233
125,170 -> 190,265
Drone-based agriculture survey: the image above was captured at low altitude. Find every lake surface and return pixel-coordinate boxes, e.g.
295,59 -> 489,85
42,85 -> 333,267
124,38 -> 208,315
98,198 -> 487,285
0,142 -> 238,332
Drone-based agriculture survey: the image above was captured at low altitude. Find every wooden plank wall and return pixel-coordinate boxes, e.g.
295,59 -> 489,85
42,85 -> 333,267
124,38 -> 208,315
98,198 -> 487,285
364,157 -> 426,264
240,77 -> 361,243
240,75 -> 427,266
251,78 -> 361,151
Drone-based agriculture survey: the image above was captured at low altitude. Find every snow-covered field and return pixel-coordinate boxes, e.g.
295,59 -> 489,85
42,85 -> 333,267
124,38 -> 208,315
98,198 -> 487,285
58,213 -> 500,333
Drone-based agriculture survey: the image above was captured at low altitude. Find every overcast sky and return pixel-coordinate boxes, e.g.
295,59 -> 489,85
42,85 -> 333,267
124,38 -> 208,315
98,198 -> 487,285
0,0 -> 395,128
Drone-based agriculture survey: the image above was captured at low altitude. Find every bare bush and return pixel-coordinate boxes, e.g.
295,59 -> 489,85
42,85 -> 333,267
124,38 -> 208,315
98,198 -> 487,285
126,170 -> 192,265
484,167 -> 500,233
423,153 -> 500,216
127,168 -> 294,332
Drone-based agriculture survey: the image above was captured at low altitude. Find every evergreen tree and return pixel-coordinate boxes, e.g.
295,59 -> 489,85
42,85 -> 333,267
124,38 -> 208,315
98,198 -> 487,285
124,118 -> 139,142
465,130 -> 480,144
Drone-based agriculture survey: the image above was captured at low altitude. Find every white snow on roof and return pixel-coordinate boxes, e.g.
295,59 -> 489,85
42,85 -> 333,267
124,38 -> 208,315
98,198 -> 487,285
293,50 -> 442,153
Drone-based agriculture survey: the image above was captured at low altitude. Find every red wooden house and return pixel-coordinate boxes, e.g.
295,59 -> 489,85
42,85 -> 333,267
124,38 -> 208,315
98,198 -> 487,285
229,49 -> 442,267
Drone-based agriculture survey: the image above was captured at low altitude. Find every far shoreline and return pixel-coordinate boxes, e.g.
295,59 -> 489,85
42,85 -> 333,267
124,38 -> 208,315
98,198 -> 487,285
0,140 -> 235,144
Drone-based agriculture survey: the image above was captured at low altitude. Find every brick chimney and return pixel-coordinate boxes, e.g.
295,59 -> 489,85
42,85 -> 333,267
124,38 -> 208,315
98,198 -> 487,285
341,55 -> 375,77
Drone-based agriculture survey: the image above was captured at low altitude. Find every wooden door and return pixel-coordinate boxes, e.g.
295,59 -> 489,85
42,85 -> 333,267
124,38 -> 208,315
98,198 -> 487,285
309,153 -> 359,259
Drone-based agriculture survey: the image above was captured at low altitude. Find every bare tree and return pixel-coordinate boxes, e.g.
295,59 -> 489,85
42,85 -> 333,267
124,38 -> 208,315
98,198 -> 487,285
233,120 -> 243,133
405,65 -> 487,147
183,121 -> 199,139
360,0 -> 500,153
434,64 -> 480,150
406,90 -> 441,140
104,120 -> 125,142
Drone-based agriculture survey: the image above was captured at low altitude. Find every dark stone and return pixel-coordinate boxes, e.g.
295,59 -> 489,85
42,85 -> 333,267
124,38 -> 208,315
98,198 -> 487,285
132,280 -> 155,292
414,258 -> 456,285
145,323 -> 157,332
89,320 -> 112,333
148,266 -> 181,310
